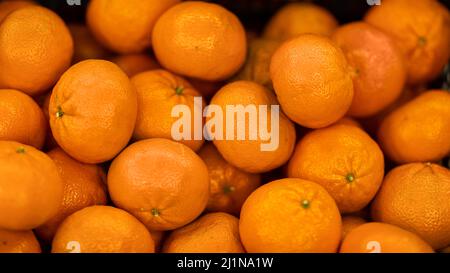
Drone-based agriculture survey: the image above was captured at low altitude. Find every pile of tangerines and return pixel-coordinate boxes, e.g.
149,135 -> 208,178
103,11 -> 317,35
0,0 -> 449,253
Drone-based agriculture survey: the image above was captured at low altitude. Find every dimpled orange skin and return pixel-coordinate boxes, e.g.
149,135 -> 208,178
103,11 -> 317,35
332,22 -> 406,117
131,69 -> 204,151
0,141 -> 63,230
198,143 -> 261,215
0,89 -> 46,149
365,0 -> 450,85
107,138 -> 210,231
240,178 -> 341,253
111,53 -> 160,77
0,0 -> 35,22
208,81 -> 296,173
287,124 -> 384,214
341,216 -> 367,240
49,60 -> 137,164
0,229 -> 41,253
0,6 -> 73,96
152,1 -> 247,81
35,148 -> 107,243
263,3 -> 338,41
340,222 -> 434,253
378,90 -> 450,164
52,206 -> 155,253
270,34 -> 354,128
233,38 -> 281,89
68,23 -> 110,63
372,163 -> 450,250
163,212 -> 245,253
86,0 -> 180,54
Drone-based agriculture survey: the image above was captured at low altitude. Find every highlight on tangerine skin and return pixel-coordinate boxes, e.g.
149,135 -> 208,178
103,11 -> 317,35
152,1 -> 247,81
364,0 -> 450,85
287,124 -> 385,214
0,5 -> 73,95
107,138 -> 210,231
49,59 -> 138,164
270,34 -> 354,128
331,21 -> 407,117
239,178 -> 342,253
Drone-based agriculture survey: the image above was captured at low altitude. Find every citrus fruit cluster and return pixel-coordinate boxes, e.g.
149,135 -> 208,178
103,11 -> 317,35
0,0 -> 449,253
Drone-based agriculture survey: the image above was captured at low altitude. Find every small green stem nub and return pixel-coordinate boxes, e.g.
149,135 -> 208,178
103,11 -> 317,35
418,36 -> 427,47
301,199 -> 310,209
56,106 -> 64,118
346,173 -> 355,183
175,86 -> 184,95
151,208 -> 160,217
16,147 -> 26,154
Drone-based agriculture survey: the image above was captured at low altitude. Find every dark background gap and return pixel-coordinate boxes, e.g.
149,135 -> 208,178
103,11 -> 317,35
36,0 -> 450,34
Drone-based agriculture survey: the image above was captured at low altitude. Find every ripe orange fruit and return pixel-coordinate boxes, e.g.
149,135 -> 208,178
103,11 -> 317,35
131,69 -> 204,151
378,90 -> 450,164
0,0 -> 35,22
240,178 -> 341,253
86,0 -> 180,53
270,34 -> 354,128
49,60 -> 137,164
198,143 -> 261,215
0,89 -> 46,149
163,212 -> 245,253
152,1 -> 247,81
372,163 -> 450,249
340,222 -> 434,253
108,138 -> 209,231
263,3 -> 338,41
364,0 -> 450,85
111,53 -> 160,77
233,38 -> 281,89
332,22 -> 406,117
35,148 -> 107,243
52,206 -> 154,253
0,229 -> 40,253
0,141 -> 63,230
341,216 -> 367,240
0,6 -> 73,95
287,124 -> 384,213
68,23 -> 110,63
207,81 -> 296,173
